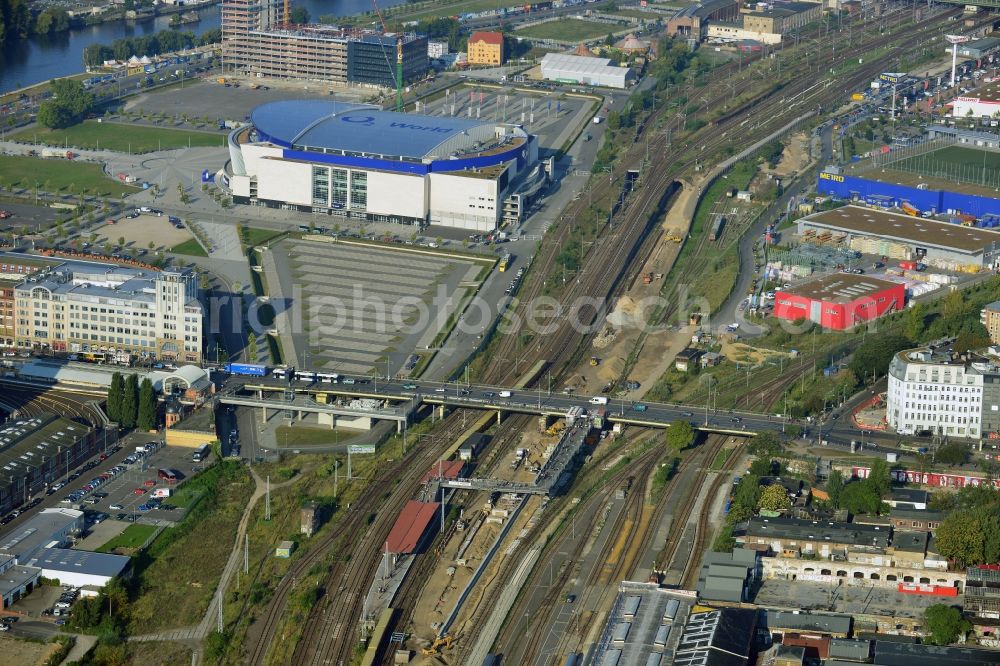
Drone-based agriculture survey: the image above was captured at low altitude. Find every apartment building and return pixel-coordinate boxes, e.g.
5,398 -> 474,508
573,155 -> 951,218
983,300 -> 1000,344
887,341 -> 991,438
467,31 -> 503,66
13,264 -> 202,363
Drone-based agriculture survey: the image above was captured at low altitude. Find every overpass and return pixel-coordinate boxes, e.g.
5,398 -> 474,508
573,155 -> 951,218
224,374 -> 792,438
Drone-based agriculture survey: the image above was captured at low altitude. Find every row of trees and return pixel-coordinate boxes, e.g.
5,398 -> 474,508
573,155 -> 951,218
82,28 -> 220,68
107,372 -> 157,431
824,459 -> 891,516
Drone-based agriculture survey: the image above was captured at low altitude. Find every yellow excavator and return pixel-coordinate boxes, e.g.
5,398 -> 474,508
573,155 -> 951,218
421,635 -> 455,656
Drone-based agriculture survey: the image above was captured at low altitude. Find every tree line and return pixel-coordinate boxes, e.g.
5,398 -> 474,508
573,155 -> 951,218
82,28 -> 221,68
37,78 -> 95,130
107,372 -> 157,431
0,0 -> 71,47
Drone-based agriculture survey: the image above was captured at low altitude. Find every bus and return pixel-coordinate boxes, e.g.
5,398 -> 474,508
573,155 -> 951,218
272,367 -> 288,380
294,370 -> 316,383
316,372 -> 339,383
498,253 -> 511,272
192,444 -> 210,463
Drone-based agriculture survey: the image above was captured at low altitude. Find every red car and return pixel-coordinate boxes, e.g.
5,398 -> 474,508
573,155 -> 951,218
143,479 -> 156,487
133,488 -> 147,495
99,454 -> 108,461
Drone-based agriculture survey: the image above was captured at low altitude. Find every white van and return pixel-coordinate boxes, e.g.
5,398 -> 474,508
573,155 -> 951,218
499,390 -> 512,398
589,396 -> 609,405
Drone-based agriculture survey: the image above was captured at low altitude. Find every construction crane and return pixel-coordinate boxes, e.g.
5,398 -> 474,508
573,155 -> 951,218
371,0 -> 404,112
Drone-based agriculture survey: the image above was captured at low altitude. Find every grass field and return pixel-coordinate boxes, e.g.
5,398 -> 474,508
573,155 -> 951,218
11,121 -> 224,154
241,226 -> 285,249
275,425 -> 358,447
711,448 -> 731,471
516,18 -> 613,42
889,145 -> 1000,188
170,238 -> 207,257
96,524 -> 157,553
0,156 -> 132,197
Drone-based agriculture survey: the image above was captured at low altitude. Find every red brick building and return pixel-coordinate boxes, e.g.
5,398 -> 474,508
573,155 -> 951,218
773,274 -> 905,331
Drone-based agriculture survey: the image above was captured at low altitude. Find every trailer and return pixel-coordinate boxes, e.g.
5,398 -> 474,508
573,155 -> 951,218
224,362 -> 268,377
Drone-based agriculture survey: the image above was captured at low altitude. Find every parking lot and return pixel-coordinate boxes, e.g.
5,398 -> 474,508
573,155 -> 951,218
55,441 -> 212,527
93,211 -> 193,253
754,579 -> 949,619
275,238 -> 486,374
0,201 -> 61,234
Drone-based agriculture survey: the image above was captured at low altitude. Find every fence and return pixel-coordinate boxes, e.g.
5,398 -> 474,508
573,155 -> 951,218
863,136 -> 1000,189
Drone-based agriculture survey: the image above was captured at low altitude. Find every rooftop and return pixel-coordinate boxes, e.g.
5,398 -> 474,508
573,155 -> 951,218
539,52 -> 631,76
421,460 -> 465,484
469,31 -> 503,45
829,638 -> 872,661
675,608 -> 757,666
386,500 -> 438,554
0,507 -> 84,562
955,80 -> 1000,104
592,582 -> 697,666
765,609 -> 852,635
743,516 -> 890,549
890,488 -> 929,504
891,530 -> 928,554
874,639 -> 1000,666
250,100 -> 499,160
802,205 -> 1000,254
776,272 -> 902,303
25,546 -> 130,579
0,563 -> 40,598
0,414 -> 92,487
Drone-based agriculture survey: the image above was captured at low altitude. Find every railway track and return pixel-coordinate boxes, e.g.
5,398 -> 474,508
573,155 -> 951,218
253,8 -> 970,662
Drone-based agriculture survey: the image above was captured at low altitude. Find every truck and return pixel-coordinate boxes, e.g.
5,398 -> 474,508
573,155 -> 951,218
899,260 -> 918,271
592,115 -> 603,124
41,148 -> 74,159
151,488 -> 172,498
589,396 -> 609,405
901,201 -> 919,216
851,92 -> 865,101
224,362 -> 268,377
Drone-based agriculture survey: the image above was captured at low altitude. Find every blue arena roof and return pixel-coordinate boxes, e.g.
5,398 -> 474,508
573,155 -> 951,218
250,100 -> 491,159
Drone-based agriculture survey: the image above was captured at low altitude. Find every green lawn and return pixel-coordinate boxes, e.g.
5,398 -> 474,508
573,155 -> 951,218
892,145 -> 1000,183
0,156 -> 132,198
241,226 -> 285,249
11,121 -> 224,154
96,524 -> 157,553
170,238 -> 207,257
711,448 -> 731,471
275,425 -> 358,447
516,18 -> 615,42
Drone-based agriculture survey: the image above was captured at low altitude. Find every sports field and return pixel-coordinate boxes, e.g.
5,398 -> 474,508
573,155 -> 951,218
889,145 -> 1000,189
11,121 -> 225,154
516,18 -> 613,42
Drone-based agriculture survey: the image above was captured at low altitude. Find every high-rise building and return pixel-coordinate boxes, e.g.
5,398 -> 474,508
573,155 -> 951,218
982,300 -> 1000,344
13,263 -> 202,363
221,0 -> 428,86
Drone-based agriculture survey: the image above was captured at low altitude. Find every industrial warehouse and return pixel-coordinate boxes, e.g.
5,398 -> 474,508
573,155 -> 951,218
773,273 -> 905,331
795,206 -> 1000,271
227,100 -> 542,231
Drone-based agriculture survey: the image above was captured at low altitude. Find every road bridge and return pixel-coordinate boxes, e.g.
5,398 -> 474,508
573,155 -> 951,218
225,374 -> 789,438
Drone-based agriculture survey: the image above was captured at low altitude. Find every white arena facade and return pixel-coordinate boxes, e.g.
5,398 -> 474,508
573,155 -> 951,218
227,100 -> 540,231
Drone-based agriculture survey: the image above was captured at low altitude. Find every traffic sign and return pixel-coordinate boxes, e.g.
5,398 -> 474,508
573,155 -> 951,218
349,444 -> 376,454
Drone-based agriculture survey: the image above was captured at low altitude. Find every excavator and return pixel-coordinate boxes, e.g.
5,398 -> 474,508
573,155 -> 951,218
421,634 -> 455,656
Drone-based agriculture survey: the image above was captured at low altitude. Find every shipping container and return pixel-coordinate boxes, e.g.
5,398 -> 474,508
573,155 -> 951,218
224,362 -> 268,377
897,583 -> 959,597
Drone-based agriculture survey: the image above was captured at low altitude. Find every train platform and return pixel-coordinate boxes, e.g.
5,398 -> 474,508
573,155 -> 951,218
362,553 -> 415,621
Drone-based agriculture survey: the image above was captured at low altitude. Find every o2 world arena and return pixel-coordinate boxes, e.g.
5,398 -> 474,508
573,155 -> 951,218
227,100 -> 542,231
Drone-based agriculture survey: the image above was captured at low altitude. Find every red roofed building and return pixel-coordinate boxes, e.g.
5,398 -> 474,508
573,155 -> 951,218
421,460 -> 465,484
468,31 -> 504,66
387,500 -> 440,554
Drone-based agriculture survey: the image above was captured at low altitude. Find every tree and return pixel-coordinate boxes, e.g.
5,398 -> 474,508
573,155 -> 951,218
923,604 -> 970,646
839,481 -> 882,515
936,442 -> 969,466
757,484 -> 791,512
748,431 -> 782,459
866,458 -> 891,499
933,509 -> 1000,567
848,334 -> 912,383
826,469 -> 844,507
107,372 -> 123,423
666,420 -> 694,451
903,302 -> 927,341
120,373 -> 139,428
749,457 -> 776,477
136,378 -> 157,431
37,78 -> 94,129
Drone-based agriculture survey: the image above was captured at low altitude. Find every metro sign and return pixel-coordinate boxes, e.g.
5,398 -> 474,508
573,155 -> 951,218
879,72 -> 906,84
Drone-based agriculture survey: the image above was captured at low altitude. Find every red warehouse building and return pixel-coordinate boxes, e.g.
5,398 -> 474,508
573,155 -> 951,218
773,273 -> 905,330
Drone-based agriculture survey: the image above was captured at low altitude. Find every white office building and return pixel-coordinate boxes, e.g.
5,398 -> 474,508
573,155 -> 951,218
887,342 -> 995,439
13,260 -> 202,363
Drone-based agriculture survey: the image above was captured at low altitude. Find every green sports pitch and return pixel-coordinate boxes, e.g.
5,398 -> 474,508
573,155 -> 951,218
888,145 -> 1000,188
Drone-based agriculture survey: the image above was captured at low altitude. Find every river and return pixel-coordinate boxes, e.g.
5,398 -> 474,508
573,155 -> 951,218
0,0 -> 405,94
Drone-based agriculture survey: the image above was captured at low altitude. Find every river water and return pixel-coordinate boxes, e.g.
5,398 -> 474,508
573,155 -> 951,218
0,0 -> 405,94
